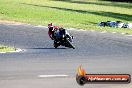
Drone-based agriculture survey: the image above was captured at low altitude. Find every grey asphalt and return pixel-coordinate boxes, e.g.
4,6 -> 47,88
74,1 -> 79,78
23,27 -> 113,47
0,23 -> 132,88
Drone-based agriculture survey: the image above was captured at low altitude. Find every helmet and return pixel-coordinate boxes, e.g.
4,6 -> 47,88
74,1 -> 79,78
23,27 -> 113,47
54,26 -> 59,29
48,23 -> 53,28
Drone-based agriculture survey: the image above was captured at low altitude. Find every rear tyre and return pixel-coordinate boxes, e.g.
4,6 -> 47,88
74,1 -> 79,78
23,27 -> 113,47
54,41 -> 59,48
54,45 -> 58,48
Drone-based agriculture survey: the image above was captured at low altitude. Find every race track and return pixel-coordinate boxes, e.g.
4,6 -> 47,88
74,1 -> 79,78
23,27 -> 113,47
0,23 -> 132,88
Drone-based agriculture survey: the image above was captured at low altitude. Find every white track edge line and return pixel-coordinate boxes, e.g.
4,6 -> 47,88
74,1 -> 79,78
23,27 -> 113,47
38,75 -> 69,78
0,48 -> 24,53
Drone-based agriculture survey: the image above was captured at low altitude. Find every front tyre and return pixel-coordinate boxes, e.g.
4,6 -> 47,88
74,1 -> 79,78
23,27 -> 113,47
65,38 -> 75,49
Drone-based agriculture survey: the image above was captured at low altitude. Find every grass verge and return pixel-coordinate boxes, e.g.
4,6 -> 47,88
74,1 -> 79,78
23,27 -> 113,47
0,0 -> 132,34
0,45 -> 16,53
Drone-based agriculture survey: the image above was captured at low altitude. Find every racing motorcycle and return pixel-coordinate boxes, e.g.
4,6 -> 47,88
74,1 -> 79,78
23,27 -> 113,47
54,28 -> 75,49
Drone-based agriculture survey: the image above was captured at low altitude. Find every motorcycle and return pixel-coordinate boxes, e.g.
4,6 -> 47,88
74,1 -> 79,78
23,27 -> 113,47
53,28 -> 75,49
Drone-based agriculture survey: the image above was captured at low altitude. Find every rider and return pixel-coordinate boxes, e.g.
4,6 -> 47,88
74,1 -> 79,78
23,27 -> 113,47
48,23 -> 73,48
48,23 -> 60,47
48,23 -> 57,40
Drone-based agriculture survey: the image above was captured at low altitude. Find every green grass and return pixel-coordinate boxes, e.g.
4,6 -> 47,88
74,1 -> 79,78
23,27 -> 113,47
0,0 -> 132,34
0,45 -> 15,52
